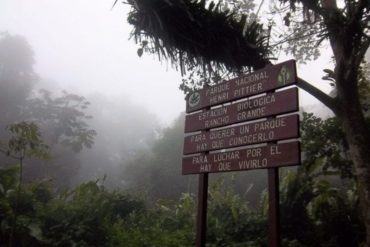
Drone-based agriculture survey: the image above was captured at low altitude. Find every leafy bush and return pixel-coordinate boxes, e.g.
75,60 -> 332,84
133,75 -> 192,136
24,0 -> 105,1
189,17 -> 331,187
0,167 -> 145,247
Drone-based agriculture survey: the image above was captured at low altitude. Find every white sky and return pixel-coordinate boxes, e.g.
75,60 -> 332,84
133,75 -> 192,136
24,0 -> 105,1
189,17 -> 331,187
0,0 -> 334,124
0,0 -> 186,125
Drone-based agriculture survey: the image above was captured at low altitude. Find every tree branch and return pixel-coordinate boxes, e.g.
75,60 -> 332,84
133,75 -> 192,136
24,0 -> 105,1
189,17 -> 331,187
297,77 -> 337,112
270,28 -> 326,48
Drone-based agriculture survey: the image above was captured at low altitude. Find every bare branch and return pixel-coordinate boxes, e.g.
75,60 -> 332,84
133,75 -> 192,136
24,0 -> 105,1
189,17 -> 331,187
297,77 -> 337,112
270,29 -> 325,48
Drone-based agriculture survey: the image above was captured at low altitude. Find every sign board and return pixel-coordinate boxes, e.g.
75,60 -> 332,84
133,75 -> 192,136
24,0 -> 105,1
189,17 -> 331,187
185,88 -> 298,133
183,60 -> 300,247
182,142 -> 300,174
183,114 -> 299,155
186,60 -> 297,113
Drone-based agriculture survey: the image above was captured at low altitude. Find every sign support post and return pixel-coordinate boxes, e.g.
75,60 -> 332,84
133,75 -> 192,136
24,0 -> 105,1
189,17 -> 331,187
268,167 -> 280,247
196,173 -> 208,247
195,95 -> 211,247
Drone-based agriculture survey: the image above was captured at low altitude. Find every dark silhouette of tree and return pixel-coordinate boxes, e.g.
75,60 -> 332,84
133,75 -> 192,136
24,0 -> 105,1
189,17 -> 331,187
0,32 -> 37,125
0,33 -> 96,187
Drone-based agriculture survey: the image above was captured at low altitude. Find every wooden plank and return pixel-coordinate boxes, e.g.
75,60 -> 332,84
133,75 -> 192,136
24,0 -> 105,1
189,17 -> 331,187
184,114 -> 299,154
186,60 -> 297,113
182,142 -> 300,174
185,88 -> 298,133
268,168 -> 281,247
196,174 -> 208,247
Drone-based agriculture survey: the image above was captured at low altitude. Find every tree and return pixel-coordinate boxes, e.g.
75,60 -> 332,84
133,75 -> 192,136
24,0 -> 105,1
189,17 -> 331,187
0,32 -> 37,126
21,89 -> 97,186
278,112 -> 365,246
121,0 -> 370,244
0,33 -> 96,186
24,89 -> 96,152
0,166 -> 146,246
0,122 -> 48,247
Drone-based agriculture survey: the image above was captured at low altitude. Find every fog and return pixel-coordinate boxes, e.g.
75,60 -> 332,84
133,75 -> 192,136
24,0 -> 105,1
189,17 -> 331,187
0,0 -> 335,119
0,0 -> 185,125
0,0 -> 335,192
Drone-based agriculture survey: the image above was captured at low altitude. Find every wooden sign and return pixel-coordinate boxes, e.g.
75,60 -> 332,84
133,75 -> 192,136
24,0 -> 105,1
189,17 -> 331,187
186,60 -> 297,113
182,142 -> 300,174
183,60 -> 300,247
185,88 -> 298,133
184,115 -> 299,155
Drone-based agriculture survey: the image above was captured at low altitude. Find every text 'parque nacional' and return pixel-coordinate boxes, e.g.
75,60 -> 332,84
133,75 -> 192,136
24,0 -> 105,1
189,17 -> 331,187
182,59 -> 300,175
186,60 -> 297,113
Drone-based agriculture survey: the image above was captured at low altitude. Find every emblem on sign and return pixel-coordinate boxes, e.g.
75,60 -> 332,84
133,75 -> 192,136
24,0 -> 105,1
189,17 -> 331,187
188,92 -> 201,107
277,65 -> 292,86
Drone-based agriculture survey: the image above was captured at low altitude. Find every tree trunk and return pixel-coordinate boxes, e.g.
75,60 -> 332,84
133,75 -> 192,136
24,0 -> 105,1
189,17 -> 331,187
321,0 -> 370,239
335,58 -> 370,246
341,105 -> 370,247
340,102 -> 370,246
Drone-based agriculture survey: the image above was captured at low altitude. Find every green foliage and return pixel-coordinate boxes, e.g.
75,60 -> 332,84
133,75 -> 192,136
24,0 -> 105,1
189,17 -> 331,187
279,169 -> 313,244
1,122 -> 49,160
0,161 -> 366,246
109,179 -> 267,247
26,89 -> 96,153
0,166 -> 53,246
0,167 -> 146,247
306,179 -> 364,247
301,112 -> 352,178
20,90 -> 96,186
276,111 -> 366,246
207,178 -> 267,246
0,109 -> 366,246
0,122 -> 50,246
108,194 -> 195,247
37,180 -> 144,247
0,33 -> 96,186
279,165 -> 364,247
122,110 -> 366,245
0,165 -> 19,192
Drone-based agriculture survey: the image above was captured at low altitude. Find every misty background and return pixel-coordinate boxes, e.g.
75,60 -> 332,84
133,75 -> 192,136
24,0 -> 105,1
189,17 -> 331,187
0,0 -> 340,201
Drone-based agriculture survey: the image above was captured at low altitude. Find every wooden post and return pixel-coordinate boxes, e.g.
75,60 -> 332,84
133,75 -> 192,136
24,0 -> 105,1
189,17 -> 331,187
268,167 -> 280,247
196,173 -> 208,247
195,86 -> 210,247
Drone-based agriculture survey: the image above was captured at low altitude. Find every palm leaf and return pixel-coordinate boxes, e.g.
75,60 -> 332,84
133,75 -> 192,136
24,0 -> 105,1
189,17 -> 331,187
126,0 -> 270,74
